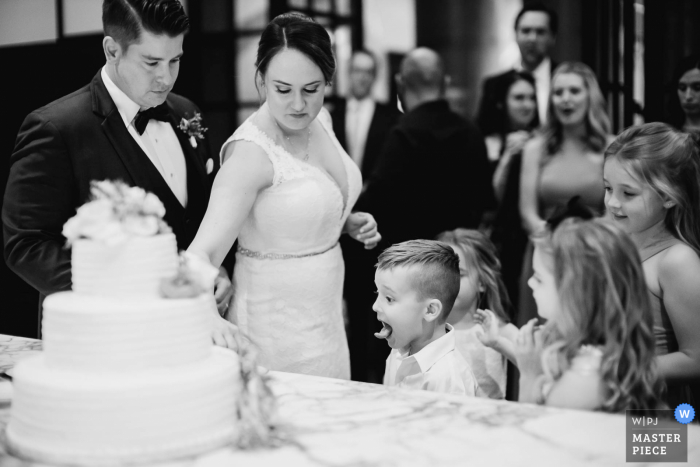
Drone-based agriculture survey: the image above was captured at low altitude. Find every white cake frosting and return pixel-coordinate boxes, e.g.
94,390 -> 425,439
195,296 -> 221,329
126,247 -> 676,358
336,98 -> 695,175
71,233 -> 179,297
42,292 -> 212,371
7,233 -> 240,465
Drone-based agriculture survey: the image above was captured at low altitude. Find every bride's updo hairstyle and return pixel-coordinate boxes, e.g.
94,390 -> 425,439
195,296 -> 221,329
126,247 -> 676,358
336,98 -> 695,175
255,12 -> 335,89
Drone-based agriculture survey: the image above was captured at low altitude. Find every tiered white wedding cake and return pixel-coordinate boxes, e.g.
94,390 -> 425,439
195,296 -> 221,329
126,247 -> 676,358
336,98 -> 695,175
6,181 -> 240,465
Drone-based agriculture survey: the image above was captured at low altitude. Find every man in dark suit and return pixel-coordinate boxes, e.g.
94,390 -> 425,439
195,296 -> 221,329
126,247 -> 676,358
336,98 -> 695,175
476,2 -> 558,132
2,0 -> 235,345
331,50 -> 399,383
331,50 -> 400,181
354,48 -> 494,381
357,47 -> 494,246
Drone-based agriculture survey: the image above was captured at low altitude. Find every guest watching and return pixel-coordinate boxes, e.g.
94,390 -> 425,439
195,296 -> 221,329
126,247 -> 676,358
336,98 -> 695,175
374,240 -> 479,396
484,71 -> 539,313
604,122 -> 700,408
331,49 -> 400,383
356,48 -> 494,247
436,229 -> 517,399
482,71 -> 539,201
331,49 -> 400,181
477,2 -> 557,127
667,54 -> 700,135
518,62 -> 611,326
514,218 -> 663,411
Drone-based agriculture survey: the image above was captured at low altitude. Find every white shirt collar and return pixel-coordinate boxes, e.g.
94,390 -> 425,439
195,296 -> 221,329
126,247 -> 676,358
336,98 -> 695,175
516,56 -> 551,78
101,66 -> 142,129
530,57 -> 551,82
398,323 -> 456,373
348,96 -> 373,109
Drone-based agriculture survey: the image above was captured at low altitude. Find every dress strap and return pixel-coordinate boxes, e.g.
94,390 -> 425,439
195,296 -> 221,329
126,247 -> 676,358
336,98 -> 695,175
641,237 -> 683,262
219,112 -> 305,187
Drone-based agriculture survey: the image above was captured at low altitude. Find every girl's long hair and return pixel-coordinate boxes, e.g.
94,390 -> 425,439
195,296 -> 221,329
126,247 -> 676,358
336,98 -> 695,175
540,62 -> 611,165
436,229 -> 512,323
534,218 -> 662,412
605,122 -> 700,255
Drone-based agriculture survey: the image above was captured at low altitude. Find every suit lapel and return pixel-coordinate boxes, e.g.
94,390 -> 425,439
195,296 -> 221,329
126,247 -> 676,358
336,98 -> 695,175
91,71 -> 185,218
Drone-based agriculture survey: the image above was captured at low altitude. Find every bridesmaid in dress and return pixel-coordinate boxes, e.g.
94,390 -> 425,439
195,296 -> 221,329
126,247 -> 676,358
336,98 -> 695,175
518,62 -> 612,326
188,13 -> 381,379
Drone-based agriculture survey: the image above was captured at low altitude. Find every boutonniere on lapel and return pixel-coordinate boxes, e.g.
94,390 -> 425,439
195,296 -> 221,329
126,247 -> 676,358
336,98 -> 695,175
178,112 -> 207,149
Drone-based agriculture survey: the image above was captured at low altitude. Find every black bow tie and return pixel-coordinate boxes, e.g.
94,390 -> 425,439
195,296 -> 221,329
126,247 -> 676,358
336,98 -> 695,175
133,104 -> 170,135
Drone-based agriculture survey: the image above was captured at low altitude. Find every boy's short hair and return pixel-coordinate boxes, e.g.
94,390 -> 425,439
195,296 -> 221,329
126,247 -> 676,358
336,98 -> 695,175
376,240 -> 460,321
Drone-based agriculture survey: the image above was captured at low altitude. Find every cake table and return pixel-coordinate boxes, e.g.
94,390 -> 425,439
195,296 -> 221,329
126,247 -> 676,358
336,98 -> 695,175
1,334 -> 698,467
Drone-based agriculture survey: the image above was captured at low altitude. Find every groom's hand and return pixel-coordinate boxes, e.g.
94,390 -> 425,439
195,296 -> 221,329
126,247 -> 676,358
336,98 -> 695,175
214,266 -> 233,316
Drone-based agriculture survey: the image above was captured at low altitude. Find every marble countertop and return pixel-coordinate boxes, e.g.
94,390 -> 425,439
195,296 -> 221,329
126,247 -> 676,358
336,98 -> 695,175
1,333 -> 698,466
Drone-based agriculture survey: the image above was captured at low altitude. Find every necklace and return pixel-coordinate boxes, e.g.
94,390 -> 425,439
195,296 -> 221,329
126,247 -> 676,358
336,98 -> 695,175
276,121 -> 311,162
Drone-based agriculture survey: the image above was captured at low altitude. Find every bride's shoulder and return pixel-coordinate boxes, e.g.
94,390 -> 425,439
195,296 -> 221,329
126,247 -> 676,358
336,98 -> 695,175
221,137 -> 271,168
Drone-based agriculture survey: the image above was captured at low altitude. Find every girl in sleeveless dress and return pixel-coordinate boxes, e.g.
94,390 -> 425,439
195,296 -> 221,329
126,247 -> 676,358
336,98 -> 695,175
515,218 -> 662,411
603,122 -> 700,408
188,13 -> 381,379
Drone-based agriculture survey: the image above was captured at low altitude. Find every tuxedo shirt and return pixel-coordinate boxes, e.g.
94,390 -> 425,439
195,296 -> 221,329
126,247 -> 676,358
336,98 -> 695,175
383,324 -> 479,396
101,67 -> 188,207
345,97 -> 375,169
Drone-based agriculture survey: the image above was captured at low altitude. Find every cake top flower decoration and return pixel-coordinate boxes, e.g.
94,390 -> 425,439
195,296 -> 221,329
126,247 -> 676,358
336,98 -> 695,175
62,180 -> 170,246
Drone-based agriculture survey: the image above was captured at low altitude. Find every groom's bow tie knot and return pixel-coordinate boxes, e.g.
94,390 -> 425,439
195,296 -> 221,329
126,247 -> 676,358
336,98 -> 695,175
134,104 -> 170,135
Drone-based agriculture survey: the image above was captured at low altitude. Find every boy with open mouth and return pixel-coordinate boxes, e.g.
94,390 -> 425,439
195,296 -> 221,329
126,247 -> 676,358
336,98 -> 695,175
373,240 -> 479,395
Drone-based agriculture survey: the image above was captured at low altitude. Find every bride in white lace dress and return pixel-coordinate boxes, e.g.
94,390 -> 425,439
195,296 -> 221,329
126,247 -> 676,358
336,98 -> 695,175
188,13 -> 381,379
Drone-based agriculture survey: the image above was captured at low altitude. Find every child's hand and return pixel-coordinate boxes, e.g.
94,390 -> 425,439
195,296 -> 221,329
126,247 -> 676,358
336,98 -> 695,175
474,309 -> 500,348
514,318 -> 544,376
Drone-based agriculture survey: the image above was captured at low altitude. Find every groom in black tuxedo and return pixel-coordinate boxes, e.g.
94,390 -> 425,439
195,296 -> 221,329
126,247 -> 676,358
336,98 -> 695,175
2,0 -> 232,337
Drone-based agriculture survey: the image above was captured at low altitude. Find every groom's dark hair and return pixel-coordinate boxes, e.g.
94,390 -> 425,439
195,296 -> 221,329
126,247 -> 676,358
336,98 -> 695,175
103,0 -> 189,50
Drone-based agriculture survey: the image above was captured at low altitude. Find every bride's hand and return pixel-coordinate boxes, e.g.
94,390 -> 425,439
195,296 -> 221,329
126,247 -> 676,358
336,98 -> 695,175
344,212 -> 381,249
213,266 -> 233,316
211,316 -> 239,351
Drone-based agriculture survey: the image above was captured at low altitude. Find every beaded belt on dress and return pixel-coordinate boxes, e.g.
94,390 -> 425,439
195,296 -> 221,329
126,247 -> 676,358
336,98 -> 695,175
236,242 -> 338,260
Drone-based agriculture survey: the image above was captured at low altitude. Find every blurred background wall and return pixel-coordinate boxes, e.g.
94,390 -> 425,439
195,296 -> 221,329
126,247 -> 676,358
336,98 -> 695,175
1,0 -> 699,337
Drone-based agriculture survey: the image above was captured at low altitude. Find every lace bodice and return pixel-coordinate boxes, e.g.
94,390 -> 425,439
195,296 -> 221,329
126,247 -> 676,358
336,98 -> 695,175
220,105 -> 361,256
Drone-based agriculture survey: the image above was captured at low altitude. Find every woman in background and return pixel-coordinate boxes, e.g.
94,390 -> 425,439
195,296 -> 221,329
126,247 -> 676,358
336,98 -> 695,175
667,54 -> 700,135
518,62 -> 612,326
485,71 -> 539,319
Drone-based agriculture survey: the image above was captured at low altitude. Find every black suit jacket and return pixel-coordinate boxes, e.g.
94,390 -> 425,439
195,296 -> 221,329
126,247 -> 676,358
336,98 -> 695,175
3,70 -> 218,302
356,100 -> 495,247
330,99 -> 400,180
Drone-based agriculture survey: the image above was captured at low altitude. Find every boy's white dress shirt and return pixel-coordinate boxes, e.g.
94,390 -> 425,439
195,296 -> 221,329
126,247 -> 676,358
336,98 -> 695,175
383,324 -> 479,396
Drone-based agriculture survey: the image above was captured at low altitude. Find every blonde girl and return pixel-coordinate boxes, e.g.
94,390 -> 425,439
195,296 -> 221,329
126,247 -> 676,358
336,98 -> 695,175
436,229 -> 517,399
603,122 -> 700,407
516,218 -> 662,411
